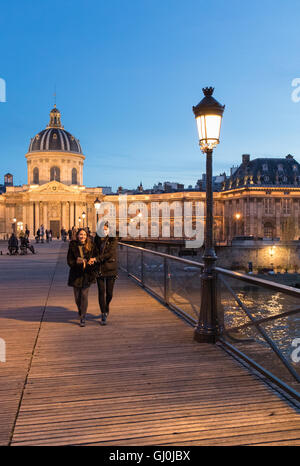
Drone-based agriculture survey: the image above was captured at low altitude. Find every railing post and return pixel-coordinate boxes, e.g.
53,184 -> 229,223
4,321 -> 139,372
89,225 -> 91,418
126,245 -> 129,275
164,257 -> 169,305
141,250 -> 144,287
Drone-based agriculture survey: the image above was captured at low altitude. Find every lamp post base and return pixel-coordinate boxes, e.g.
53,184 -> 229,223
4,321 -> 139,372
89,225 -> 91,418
194,329 -> 217,344
194,253 -> 219,344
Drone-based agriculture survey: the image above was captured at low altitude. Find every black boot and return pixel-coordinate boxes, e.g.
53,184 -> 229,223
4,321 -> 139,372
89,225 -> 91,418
80,317 -> 85,327
100,313 -> 107,325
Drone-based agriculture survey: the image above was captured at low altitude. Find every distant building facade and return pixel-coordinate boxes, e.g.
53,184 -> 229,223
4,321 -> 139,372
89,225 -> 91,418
1,106 -> 300,243
220,153 -> 300,241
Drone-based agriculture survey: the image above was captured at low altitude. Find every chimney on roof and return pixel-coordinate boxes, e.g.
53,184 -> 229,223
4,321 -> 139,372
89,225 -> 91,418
242,154 -> 250,164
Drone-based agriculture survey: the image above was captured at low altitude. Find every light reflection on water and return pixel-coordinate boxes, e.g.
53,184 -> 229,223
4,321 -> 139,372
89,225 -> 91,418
221,283 -> 300,357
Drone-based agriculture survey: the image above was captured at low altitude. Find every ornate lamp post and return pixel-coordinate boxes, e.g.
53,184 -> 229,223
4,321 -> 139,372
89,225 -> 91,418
12,217 -> 16,234
94,198 -> 101,231
193,87 -> 225,343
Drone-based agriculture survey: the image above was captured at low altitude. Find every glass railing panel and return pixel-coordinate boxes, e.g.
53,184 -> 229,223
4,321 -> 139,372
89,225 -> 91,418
167,259 -> 202,320
127,247 -> 142,281
143,250 -> 165,299
118,243 -> 127,271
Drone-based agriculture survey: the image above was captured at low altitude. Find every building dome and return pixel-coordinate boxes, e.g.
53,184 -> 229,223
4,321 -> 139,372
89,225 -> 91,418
25,105 -> 85,186
28,105 -> 82,154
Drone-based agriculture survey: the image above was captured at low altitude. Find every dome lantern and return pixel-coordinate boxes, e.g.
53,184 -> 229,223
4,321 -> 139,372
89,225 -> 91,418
47,104 -> 63,129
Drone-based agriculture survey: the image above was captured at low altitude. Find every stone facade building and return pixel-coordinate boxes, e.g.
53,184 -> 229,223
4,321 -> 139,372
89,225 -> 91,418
1,107 -> 300,243
221,153 -> 300,241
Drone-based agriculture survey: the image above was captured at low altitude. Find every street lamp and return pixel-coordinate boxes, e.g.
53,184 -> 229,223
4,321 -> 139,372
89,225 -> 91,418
235,212 -> 242,235
12,217 -> 17,234
82,211 -> 86,228
94,198 -> 101,230
269,245 -> 276,271
193,87 -> 225,343
78,217 -> 81,227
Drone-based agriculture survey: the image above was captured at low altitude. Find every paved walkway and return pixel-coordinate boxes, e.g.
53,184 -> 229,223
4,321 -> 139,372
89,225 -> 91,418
0,241 -> 299,446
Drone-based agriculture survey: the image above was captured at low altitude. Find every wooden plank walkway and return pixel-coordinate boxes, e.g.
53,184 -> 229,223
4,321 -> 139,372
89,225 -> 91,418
0,241 -> 299,446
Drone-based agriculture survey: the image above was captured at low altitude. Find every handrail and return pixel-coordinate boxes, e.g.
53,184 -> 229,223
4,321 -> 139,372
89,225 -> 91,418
119,241 -> 204,268
215,266 -> 300,298
119,241 -> 300,297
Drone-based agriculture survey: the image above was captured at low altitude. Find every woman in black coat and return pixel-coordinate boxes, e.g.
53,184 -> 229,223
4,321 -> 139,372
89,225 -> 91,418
67,228 -> 97,327
94,224 -> 118,325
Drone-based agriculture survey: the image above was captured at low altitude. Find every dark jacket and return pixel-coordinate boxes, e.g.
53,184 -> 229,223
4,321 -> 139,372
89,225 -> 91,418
8,235 -> 18,248
94,235 -> 118,278
67,240 -> 97,288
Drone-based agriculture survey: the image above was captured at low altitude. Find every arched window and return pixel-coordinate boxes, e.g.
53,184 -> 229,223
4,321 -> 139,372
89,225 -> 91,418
50,166 -> 60,182
264,222 -> 274,238
72,168 -> 77,185
33,167 -> 39,184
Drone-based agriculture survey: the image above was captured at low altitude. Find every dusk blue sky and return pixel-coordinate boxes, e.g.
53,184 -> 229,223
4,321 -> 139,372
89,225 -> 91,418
1,0 -> 300,190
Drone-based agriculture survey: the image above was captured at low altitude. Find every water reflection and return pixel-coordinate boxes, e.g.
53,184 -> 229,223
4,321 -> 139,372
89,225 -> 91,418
220,277 -> 300,380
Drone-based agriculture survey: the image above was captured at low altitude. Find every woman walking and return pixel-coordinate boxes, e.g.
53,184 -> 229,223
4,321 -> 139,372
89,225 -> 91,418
67,228 -> 97,327
94,223 -> 118,325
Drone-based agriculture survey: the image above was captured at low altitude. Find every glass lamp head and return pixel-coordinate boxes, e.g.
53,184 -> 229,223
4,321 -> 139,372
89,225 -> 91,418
94,198 -> 101,210
193,87 -> 225,152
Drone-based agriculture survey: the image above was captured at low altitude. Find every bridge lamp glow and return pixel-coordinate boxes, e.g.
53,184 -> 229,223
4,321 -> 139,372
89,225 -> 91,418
94,198 -> 101,210
82,212 -> 86,219
269,246 -> 276,257
193,87 -> 225,152
235,213 -> 241,220
94,198 -> 101,230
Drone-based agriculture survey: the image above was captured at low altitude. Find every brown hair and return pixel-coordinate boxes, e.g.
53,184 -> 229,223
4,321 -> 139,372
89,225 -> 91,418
76,228 -> 93,252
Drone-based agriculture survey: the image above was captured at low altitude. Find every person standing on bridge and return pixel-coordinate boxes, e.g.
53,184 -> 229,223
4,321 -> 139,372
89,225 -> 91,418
94,223 -> 118,326
67,228 -> 97,327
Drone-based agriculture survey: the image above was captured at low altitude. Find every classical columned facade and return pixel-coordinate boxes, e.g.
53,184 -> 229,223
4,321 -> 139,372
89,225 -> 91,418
0,182 -> 103,238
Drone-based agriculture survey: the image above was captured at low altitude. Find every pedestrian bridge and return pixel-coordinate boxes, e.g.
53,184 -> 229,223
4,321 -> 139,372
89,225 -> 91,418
0,241 -> 299,446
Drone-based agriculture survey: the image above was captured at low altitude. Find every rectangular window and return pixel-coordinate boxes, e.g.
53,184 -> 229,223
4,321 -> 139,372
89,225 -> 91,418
264,198 -> 273,214
282,199 -> 291,214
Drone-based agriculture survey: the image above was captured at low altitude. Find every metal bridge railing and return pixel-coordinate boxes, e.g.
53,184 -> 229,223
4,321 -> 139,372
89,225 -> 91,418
118,242 -> 300,401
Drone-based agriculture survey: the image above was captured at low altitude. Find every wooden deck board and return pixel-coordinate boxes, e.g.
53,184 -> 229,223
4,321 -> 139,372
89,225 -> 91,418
0,242 -> 299,446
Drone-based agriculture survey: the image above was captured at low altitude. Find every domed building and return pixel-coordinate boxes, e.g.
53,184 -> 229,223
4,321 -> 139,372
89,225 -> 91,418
0,106 -> 103,238
26,106 -> 84,186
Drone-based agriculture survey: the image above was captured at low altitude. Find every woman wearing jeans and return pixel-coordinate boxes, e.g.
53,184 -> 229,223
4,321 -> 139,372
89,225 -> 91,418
67,229 -> 97,327
94,224 -> 118,325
